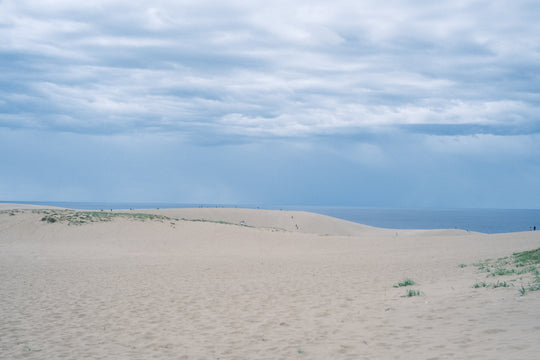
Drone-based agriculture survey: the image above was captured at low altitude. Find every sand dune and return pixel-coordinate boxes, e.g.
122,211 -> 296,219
1,206 -> 539,359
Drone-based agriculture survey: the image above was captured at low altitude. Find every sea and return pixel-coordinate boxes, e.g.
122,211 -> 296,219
2,201 -> 540,234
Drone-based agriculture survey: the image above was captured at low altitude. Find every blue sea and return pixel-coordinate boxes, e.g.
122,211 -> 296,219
2,201 -> 540,234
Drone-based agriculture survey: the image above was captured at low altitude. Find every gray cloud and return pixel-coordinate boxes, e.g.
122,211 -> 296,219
1,0 -> 540,139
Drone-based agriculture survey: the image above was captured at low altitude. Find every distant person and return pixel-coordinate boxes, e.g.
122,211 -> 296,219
535,226 -> 537,231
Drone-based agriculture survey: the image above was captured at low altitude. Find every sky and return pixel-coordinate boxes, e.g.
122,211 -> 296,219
1,0 -> 540,208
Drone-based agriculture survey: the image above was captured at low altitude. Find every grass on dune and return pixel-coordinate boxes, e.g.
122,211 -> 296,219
404,289 -> 422,297
35,210 -> 174,226
471,247 -> 540,295
393,278 -> 416,288
13,209 -> 249,228
392,278 -> 422,297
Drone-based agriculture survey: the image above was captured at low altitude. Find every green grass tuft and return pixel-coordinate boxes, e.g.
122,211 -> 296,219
489,268 -> 515,277
491,280 -> 510,288
393,278 -> 416,288
473,281 -> 488,288
405,289 -> 421,297
41,216 -> 57,223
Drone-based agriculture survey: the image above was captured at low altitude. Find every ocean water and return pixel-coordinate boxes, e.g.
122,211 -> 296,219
2,201 -> 540,234
283,206 -> 540,234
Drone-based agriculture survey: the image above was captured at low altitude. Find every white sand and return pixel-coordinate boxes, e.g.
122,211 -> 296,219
1,205 -> 539,359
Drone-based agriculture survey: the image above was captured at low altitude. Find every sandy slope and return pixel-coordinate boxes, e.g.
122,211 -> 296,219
1,206 -> 539,359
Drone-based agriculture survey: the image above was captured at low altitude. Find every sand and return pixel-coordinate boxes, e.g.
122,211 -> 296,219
1,204 -> 539,359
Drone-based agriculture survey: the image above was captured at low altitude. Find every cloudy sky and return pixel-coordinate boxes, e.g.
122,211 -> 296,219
1,0 -> 539,208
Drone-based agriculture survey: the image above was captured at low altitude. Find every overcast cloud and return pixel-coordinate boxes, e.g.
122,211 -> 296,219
1,0 -> 539,207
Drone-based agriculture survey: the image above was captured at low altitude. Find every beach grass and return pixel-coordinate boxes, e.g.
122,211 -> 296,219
491,280 -> 510,288
473,281 -> 488,288
472,247 -> 540,295
514,248 -> 540,267
34,210 -> 175,226
405,289 -> 421,297
393,278 -> 416,288
23,209 -> 251,228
